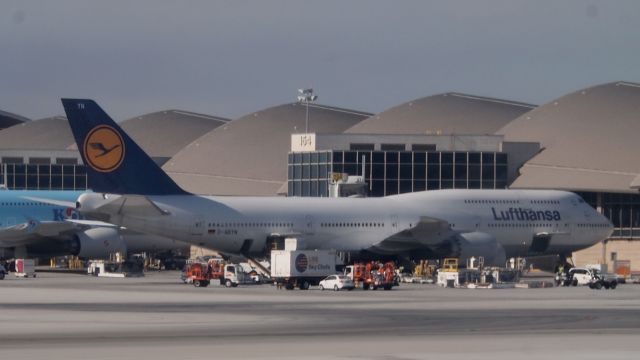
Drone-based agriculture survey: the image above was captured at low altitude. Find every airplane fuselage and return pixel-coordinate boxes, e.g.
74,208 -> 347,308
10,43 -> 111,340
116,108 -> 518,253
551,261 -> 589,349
94,189 -> 613,260
0,191 -> 85,227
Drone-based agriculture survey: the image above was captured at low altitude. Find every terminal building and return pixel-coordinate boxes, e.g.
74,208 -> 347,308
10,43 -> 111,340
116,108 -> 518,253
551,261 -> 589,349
1,82 -> 639,272
287,133 -> 540,197
162,103 -> 372,195
0,110 -> 229,190
498,82 -> 640,269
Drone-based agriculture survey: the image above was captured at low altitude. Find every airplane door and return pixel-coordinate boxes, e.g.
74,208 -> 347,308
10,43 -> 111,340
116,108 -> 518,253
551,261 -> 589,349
390,215 -> 398,233
191,216 -> 205,236
304,215 -> 314,236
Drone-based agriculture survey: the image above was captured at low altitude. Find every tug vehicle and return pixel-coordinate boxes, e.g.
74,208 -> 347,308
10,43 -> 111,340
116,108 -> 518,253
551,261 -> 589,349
345,261 -> 396,290
182,262 -> 211,287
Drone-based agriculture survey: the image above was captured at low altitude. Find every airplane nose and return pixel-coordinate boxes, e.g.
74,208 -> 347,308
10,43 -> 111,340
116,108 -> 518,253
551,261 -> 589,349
601,213 -> 614,237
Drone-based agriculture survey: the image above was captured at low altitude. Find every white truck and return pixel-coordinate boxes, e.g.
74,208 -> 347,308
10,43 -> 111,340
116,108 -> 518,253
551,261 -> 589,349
271,246 -> 340,290
220,263 -> 251,287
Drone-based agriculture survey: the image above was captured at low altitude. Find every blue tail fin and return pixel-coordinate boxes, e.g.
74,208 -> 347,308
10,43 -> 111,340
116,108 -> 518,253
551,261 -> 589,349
61,99 -> 188,195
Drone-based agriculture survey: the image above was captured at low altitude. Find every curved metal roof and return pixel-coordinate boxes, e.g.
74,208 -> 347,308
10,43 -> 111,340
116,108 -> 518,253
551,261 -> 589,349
0,110 -> 29,130
164,103 -> 371,195
121,110 -> 229,160
0,116 -> 75,151
498,81 -> 640,193
0,110 -> 227,161
346,93 -> 535,135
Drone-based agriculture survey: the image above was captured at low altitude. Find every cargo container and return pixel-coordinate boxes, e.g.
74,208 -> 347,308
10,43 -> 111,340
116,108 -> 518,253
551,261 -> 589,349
15,259 -> 36,278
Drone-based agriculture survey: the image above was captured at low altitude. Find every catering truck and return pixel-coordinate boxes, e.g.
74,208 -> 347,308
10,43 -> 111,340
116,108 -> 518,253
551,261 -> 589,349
270,239 -> 340,290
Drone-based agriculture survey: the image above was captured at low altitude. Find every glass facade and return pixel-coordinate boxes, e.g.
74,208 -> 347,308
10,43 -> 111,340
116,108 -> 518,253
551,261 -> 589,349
287,152 -> 331,197
578,192 -> 640,239
288,150 -> 508,197
0,163 -> 88,190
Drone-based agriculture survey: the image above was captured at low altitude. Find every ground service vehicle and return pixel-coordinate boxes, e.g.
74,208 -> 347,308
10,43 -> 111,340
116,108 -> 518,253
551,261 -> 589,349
564,267 -> 617,289
182,259 -> 250,287
182,262 -> 214,287
567,268 -> 590,286
14,259 -> 36,278
182,262 -> 211,287
346,261 -> 396,290
271,249 -> 339,290
206,259 -> 251,287
583,268 -> 616,290
319,275 -> 355,291
220,263 -> 249,287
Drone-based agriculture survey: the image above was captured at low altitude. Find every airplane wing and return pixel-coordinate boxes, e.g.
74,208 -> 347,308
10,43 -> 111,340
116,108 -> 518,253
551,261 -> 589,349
0,221 -> 74,247
0,220 -> 118,248
371,216 -> 455,254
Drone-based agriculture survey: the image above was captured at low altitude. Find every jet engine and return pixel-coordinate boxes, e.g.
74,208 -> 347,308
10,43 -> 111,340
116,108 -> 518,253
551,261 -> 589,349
451,232 -> 506,267
70,227 -> 127,259
76,193 -> 121,222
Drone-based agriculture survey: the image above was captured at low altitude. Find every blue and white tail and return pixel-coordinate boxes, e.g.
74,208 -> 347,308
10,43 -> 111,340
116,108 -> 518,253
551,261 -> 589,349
61,99 -> 188,195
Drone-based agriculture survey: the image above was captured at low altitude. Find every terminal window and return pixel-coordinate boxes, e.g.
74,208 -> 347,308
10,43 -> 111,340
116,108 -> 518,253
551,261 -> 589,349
288,150 -> 508,197
0,163 -> 88,190
576,191 -> 640,239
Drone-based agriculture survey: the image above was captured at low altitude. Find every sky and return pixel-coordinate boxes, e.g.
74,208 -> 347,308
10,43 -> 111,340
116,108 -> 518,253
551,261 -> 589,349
1,0 -> 640,121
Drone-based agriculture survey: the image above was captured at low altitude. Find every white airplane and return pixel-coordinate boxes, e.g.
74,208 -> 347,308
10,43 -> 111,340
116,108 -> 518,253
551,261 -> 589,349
61,99 -> 613,266
0,189 -> 188,260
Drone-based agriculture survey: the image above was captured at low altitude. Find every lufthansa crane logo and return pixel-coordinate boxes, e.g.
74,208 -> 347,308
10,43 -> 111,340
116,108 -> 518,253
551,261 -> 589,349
84,125 -> 125,172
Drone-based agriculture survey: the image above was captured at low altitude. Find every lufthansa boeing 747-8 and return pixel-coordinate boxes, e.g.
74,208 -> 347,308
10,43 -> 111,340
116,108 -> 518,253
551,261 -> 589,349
61,99 -> 613,265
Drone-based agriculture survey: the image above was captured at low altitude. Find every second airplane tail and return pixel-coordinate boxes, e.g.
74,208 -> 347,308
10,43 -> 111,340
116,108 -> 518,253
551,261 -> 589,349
61,99 -> 188,195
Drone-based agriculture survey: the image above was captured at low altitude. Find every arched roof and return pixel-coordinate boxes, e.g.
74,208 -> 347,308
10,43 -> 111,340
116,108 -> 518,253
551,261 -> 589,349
345,93 -> 535,135
498,81 -> 640,193
0,110 -> 29,130
121,110 -> 229,161
0,110 -> 227,160
164,103 -> 371,195
0,116 -> 74,150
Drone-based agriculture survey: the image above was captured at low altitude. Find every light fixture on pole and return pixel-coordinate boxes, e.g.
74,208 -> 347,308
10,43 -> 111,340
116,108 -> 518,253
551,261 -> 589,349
297,88 -> 318,133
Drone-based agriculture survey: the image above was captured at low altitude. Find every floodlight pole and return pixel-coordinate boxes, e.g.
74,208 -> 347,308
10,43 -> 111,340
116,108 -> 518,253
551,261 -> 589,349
297,88 -> 318,134
305,101 -> 309,133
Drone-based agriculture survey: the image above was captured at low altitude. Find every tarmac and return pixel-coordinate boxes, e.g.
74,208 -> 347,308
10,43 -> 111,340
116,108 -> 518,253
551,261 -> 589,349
1,271 -> 639,360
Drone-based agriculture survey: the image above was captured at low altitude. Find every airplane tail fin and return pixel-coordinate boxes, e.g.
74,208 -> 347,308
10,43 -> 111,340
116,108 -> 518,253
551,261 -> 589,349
61,99 -> 188,195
